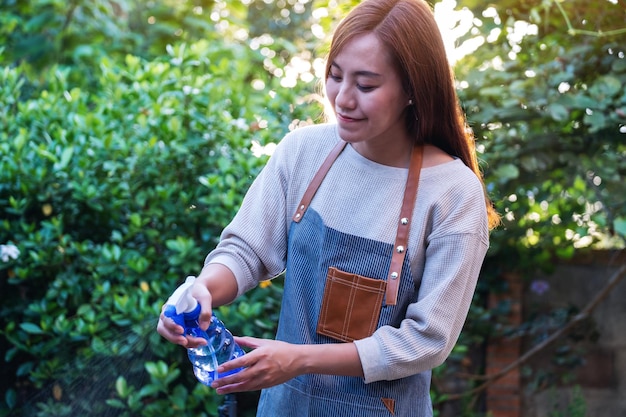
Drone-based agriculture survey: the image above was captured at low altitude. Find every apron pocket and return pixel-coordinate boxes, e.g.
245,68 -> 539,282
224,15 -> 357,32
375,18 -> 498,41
316,267 -> 386,342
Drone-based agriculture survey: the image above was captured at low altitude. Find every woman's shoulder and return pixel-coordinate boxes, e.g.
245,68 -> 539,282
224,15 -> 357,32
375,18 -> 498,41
265,123 -> 341,176
421,144 -> 455,168
280,123 -> 339,149
420,153 -> 484,202
273,123 -> 340,163
419,157 -> 488,238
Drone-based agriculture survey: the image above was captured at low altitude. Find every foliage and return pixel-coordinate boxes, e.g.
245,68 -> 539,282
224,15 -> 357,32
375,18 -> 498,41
0,0 -> 348,414
1,0 -> 625,416
548,385 -> 588,417
455,0 -> 626,273
0,0 -> 355,91
0,0 -> 222,84
435,0 -> 626,410
0,25 -> 317,415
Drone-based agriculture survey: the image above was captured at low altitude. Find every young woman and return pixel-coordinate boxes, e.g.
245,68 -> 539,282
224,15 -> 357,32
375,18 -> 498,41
158,0 -> 499,415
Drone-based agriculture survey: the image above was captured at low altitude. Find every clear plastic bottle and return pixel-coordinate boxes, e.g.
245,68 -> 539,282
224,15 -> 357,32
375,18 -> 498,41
164,276 -> 245,386
186,316 -> 245,385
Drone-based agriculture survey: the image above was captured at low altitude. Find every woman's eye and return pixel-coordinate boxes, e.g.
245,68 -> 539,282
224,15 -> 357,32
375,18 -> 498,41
357,85 -> 375,92
329,73 -> 342,81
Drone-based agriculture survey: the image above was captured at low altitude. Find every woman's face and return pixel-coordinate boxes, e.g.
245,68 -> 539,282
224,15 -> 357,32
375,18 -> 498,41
326,32 -> 411,162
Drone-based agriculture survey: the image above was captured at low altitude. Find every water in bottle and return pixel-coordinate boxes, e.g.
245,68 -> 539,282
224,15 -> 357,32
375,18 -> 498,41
186,316 -> 245,385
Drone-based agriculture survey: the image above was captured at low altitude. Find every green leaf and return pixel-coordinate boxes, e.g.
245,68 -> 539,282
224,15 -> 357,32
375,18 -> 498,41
77,304 -> 94,317
492,164 -> 520,182
144,361 -> 159,376
614,217 -> 626,238
56,146 -> 74,170
547,103 -> 568,121
564,94 -> 598,110
20,322 -> 44,334
4,347 -> 18,362
36,147 -> 58,163
556,245 -> 575,259
130,213 -> 142,227
138,384 -> 161,398
116,376 -> 128,397
5,388 -> 17,409
479,86 -> 505,97
105,399 -> 126,409
590,75 -> 622,98
16,362 -> 33,377
164,368 -> 181,385
612,59 -> 626,73
584,111 -> 607,133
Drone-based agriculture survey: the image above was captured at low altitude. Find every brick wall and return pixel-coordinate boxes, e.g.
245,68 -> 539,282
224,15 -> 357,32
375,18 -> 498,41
485,273 -> 523,417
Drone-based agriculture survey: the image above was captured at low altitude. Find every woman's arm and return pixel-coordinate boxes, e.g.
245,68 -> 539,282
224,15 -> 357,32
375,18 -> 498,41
210,337 -> 364,394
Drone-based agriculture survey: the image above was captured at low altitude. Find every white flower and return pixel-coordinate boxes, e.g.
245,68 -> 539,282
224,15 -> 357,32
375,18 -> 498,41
250,140 -> 277,157
232,118 -> 248,130
0,244 -> 20,262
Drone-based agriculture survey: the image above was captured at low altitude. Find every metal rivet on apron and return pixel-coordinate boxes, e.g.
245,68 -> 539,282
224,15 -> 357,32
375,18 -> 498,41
401,217 -> 409,225
295,213 -> 301,218
390,272 -> 399,280
300,204 -> 305,210
396,245 -> 404,253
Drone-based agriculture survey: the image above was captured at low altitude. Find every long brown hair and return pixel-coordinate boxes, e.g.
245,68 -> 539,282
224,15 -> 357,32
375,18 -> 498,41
325,0 -> 499,228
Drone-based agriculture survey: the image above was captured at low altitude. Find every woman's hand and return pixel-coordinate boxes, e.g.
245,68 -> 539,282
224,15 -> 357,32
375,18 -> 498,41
210,337 -> 304,394
210,336 -> 364,394
156,263 -> 239,347
156,281 -> 214,348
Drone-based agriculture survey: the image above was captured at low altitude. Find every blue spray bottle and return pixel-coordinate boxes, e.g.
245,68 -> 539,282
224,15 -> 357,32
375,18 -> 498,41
163,276 -> 245,386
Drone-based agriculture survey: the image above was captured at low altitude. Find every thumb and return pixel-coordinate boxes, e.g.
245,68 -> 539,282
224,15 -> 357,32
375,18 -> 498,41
191,284 -> 213,331
197,300 -> 213,331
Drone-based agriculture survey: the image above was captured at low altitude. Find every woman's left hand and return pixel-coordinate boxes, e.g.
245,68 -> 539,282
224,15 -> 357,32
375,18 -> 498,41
210,336 -> 304,394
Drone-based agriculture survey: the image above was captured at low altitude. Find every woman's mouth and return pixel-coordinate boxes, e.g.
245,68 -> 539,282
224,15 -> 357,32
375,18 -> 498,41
336,113 -> 363,123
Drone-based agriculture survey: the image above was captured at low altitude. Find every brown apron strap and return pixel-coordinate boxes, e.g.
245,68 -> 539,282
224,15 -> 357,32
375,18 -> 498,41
291,140 -> 423,306
292,140 -> 347,223
386,145 -> 423,305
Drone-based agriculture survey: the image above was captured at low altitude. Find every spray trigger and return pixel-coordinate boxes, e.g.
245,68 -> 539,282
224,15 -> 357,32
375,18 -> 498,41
164,276 -> 201,331
166,275 -> 199,314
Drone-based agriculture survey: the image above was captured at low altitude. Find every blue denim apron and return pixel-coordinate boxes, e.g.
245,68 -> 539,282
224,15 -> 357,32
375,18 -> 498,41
256,143 -> 433,416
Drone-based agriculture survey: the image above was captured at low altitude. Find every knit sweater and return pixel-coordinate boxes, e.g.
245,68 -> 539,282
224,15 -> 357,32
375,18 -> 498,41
206,123 -> 489,385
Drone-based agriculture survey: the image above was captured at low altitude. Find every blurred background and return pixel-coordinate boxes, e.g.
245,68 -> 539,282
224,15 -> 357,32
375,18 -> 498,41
1,0 -> 625,416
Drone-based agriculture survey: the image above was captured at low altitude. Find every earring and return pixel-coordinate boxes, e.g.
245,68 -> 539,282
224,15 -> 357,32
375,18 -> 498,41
407,99 -> 418,121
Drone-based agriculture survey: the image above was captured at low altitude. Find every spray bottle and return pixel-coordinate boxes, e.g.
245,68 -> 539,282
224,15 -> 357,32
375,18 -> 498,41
164,276 -> 245,386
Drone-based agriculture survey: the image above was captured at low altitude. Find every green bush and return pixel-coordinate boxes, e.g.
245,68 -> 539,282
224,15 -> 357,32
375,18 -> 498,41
0,38 -> 319,417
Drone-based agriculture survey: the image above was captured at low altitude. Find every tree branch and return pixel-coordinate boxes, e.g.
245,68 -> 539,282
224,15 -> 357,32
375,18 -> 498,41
443,262 -> 626,401
552,0 -> 626,38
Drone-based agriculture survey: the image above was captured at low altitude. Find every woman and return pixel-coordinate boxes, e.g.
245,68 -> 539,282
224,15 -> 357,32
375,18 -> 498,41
157,0 -> 499,415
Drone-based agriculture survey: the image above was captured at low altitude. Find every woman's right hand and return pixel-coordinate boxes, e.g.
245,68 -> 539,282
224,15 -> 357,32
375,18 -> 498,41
156,263 -> 239,347
156,280 -> 214,348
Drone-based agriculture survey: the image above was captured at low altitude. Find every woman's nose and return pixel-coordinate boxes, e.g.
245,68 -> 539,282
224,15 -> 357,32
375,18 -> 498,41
335,84 -> 356,110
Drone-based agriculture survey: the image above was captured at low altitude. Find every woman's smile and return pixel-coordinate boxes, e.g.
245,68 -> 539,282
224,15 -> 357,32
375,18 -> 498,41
336,113 -> 364,123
